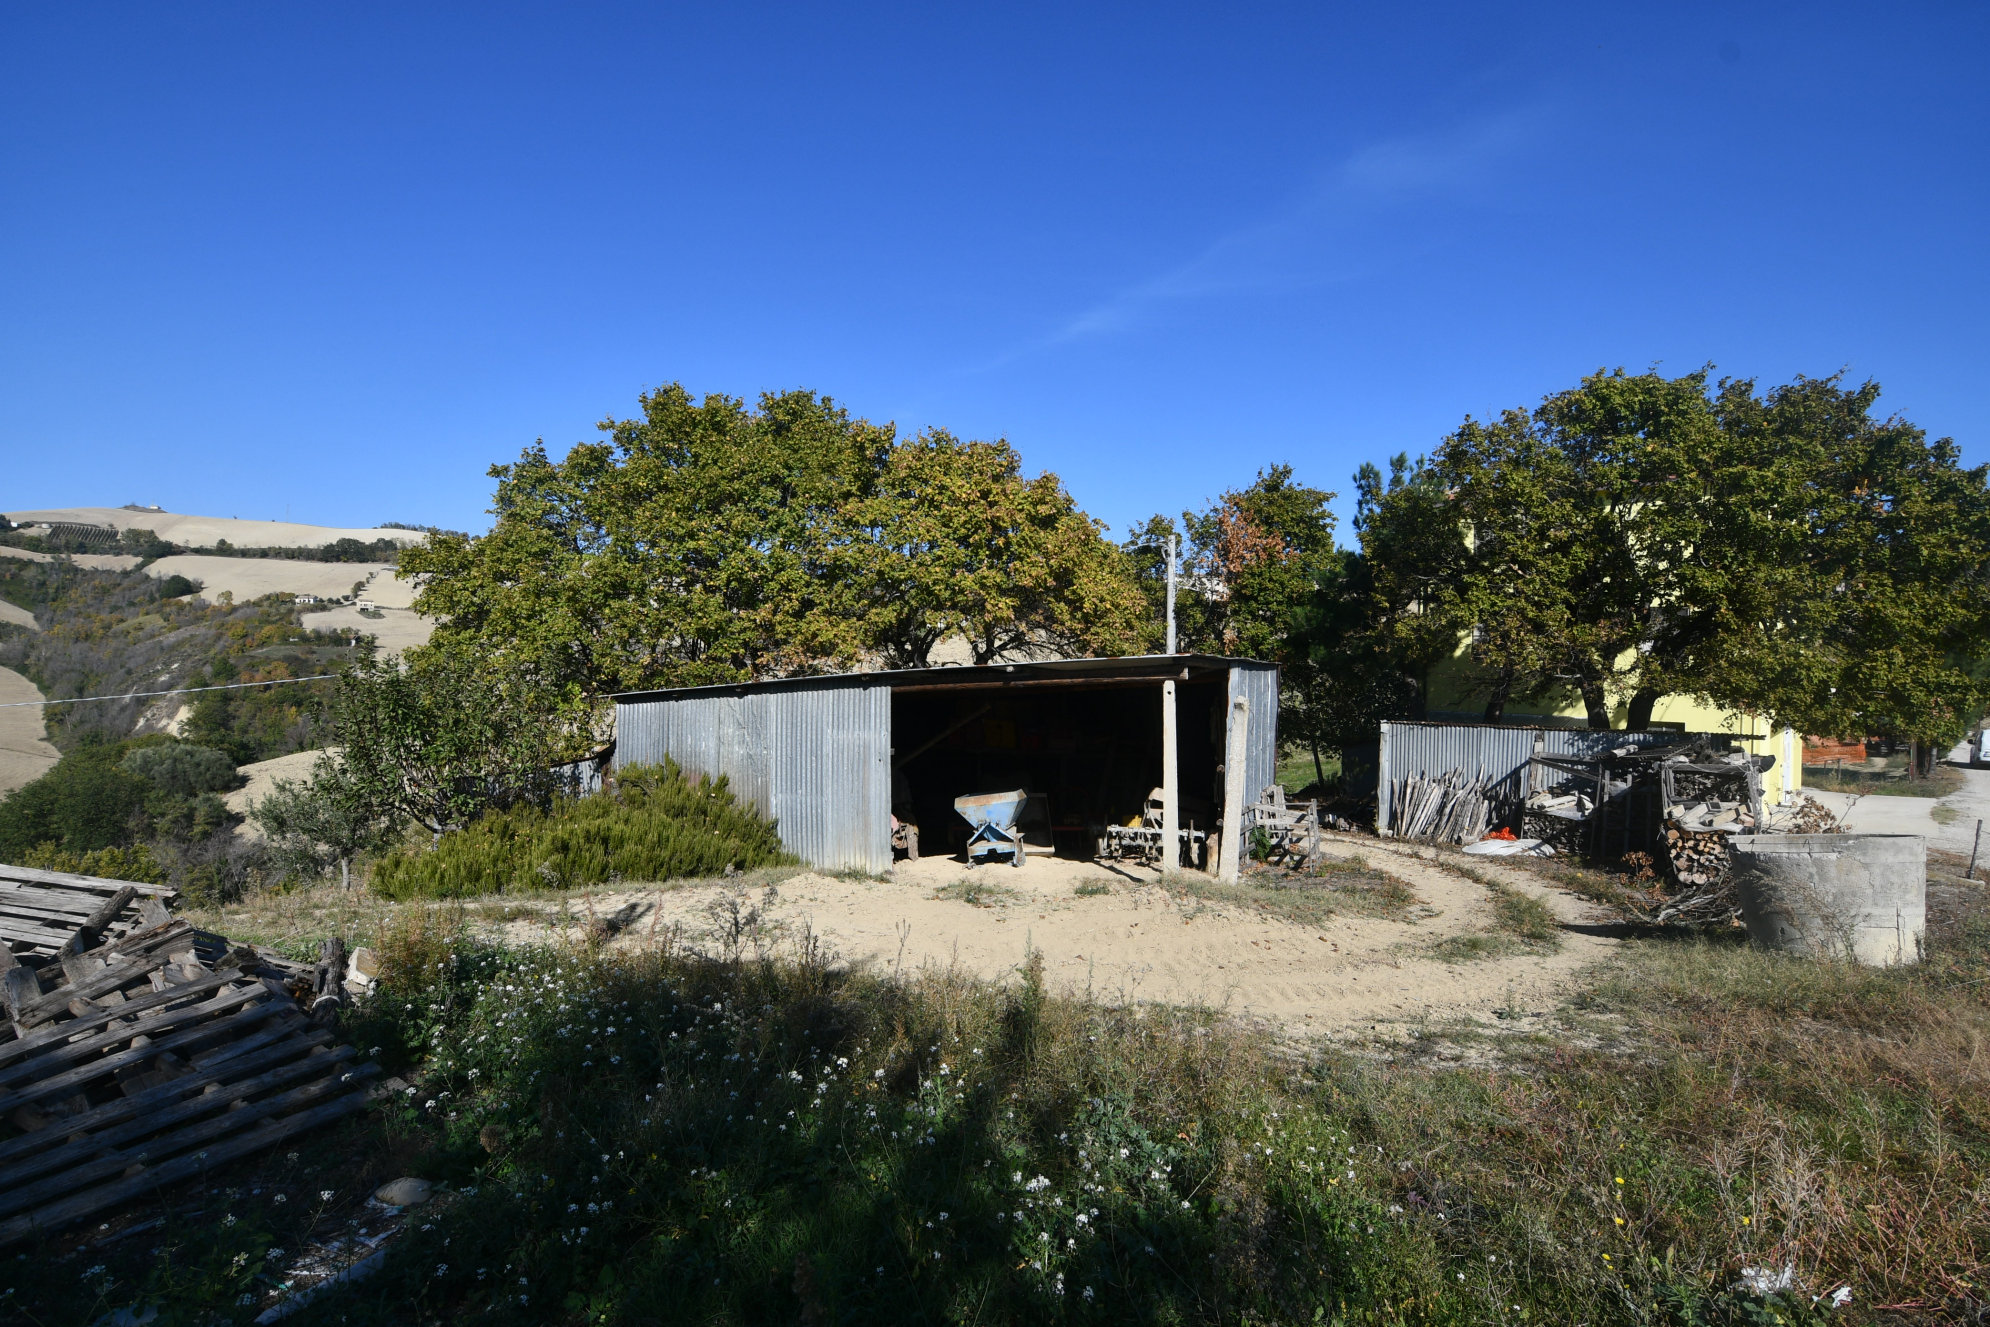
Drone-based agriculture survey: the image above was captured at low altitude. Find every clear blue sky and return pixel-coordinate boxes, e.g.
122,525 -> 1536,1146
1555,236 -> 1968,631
3,3 -> 1984,541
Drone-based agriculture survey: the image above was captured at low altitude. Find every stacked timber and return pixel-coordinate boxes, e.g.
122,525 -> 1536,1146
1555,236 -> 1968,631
1662,823 -> 1735,889
1388,772 -> 1494,845
0,866 -> 374,1247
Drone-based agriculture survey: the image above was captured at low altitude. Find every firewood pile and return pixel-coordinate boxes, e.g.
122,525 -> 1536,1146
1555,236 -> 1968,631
1661,823 -> 1735,889
1627,742 -> 1764,922
1767,794 -> 1841,835
0,863 -> 376,1247
1386,772 -> 1495,845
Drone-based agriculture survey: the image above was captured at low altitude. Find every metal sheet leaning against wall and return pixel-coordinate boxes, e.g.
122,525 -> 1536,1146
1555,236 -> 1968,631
613,678 -> 892,874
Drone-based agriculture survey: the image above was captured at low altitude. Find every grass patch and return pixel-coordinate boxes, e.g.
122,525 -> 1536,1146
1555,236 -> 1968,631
1429,932 -> 1519,962
931,876 -> 1022,908
1486,882 -> 1560,943
1173,856 -> 1419,927
1802,763 -> 1963,799
370,759 -> 795,899
18,889 -> 1990,1324
1275,746 -> 1341,795
1073,879 -> 1112,897
1433,864 -> 1563,959
1933,801 -> 1962,825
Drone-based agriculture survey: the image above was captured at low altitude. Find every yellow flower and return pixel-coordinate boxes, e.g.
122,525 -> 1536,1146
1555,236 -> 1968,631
1614,1177 -> 1625,1185
1614,1217 -> 1625,1226
1741,1216 -> 1751,1226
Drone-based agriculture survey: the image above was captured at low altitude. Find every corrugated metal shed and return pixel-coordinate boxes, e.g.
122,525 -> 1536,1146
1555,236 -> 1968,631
1227,663 -> 1279,801
1373,719 -> 1746,835
613,654 -> 1280,874
616,677 -> 892,874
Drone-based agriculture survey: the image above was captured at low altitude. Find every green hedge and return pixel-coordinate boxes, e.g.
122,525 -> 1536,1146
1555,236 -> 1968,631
370,759 -> 795,898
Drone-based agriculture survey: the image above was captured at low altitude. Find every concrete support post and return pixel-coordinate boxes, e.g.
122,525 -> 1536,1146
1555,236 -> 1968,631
1218,696 -> 1251,882
1161,679 -> 1179,872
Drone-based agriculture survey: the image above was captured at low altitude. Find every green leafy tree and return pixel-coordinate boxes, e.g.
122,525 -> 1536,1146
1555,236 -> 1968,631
1128,467 -> 1340,775
405,383 -> 1145,694
327,652 -> 561,838
850,431 -> 1144,666
405,386 -> 893,701
252,755 -> 395,889
1364,367 -> 1990,745
0,743 -> 149,857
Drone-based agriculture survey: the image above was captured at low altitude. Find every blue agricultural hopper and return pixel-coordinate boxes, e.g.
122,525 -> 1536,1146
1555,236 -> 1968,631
953,789 -> 1029,868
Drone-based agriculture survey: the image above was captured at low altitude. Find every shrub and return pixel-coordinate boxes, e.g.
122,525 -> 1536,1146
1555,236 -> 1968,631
156,573 -> 198,598
0,744 -> 149,857
16,841 -> 166,883
119,742 -> 238,797
369,760 -> 795,899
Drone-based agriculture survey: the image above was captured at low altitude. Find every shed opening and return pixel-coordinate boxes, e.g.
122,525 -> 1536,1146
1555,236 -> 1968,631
889,678 -> 1226,862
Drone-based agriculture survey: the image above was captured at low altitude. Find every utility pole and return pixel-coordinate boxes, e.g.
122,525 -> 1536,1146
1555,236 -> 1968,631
1160,532 -> 1181,873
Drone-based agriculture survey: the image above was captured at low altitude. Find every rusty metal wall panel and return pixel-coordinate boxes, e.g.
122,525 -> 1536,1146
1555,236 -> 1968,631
613,679 -> 891,873
1226,663 -> 1280,804
1373,720 -> 1739,834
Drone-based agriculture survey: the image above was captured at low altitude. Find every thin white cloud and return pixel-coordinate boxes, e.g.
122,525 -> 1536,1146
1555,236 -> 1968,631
984,107 -> 1547,365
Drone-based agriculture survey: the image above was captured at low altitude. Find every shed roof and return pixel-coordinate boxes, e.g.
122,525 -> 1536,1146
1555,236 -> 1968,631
611,653 -> 1270,704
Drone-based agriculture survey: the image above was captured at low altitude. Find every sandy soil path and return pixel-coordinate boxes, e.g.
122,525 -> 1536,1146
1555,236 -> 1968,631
0,599 -> 36,631
495,839 -> 1619,1039
0,666 -> 60,796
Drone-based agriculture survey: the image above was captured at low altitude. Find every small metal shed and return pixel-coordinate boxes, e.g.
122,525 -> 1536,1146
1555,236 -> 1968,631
613,655 -> 1279,874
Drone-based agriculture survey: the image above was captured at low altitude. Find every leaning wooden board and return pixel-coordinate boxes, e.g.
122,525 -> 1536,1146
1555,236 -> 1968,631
0,865 -> 375,1246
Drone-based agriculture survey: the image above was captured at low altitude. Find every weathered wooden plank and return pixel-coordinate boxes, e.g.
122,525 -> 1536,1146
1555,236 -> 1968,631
0,1027 -> 333,1169
57,886 -> 138,959
11,950 -> 180,1027
188,1010 -> 316,1071
0,979 -> 262,1087
0,1044 -> 359,1194
5,997 -> 285,1110
1,966 -> 41,1018
0,917 -> 74,948
0,864 -> 177,897
0,1059 -> 376,1217
0,1089 -> 371,1247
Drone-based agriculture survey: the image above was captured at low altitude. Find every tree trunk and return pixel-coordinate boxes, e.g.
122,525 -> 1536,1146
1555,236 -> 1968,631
1482,669 -> 1513,724
340,857 -> 351,891
1625,687 -> 1662,732
1310,737 -> 1325,789
1578,677 -> 1612,730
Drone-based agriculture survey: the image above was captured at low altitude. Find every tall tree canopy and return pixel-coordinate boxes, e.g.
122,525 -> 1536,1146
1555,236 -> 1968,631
1356,368 -> 1990,745
402,384 -> 1143,700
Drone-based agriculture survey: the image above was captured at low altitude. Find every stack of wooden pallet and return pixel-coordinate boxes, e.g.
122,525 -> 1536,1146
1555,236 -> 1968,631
0,864 -> 376,1247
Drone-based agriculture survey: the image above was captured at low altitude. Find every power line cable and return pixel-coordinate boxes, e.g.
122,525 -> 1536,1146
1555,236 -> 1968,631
0,674 -> 341,709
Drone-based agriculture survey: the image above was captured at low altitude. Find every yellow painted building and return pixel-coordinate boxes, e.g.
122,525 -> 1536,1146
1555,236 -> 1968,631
1426,644 -> 1806,805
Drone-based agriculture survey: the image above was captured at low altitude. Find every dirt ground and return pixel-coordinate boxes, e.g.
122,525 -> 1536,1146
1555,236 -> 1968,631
0,665 -> 59,795
141,555 -> 398,604
483,838 -> 1617,1040
298,603 -> 434,652
224,747 -> 334,836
